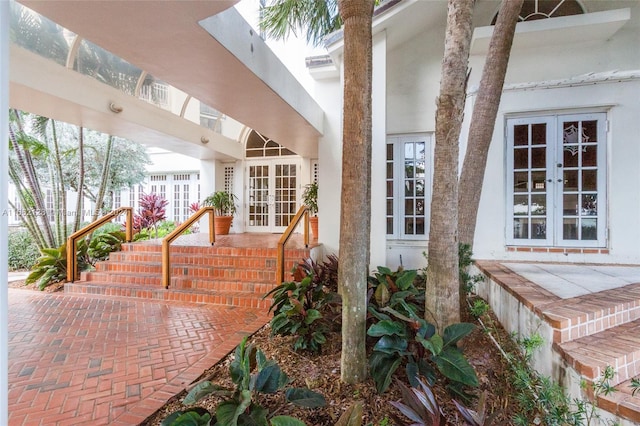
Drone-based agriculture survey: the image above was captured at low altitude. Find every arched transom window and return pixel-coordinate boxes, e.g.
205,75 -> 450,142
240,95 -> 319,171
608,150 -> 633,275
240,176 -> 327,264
492,0 -> 585,24
245,130 -> 297,158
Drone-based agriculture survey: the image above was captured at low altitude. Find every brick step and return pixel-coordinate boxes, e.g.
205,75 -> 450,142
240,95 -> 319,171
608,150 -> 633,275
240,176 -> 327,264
64,281 -> 272,309
82,271 -> 162,286
173,279 -> 276,295
93,261 -> 279,281
554,318 -> 640,386
597,376 -> 640,423
81,270 -> 279,295
121,241 -> 310,258
107,251 -> 290,269
541,283 -> 640,344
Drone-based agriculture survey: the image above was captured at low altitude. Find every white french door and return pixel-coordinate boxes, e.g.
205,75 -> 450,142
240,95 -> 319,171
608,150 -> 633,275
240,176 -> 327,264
246,160 -> 301,233
506,113 -> 607,247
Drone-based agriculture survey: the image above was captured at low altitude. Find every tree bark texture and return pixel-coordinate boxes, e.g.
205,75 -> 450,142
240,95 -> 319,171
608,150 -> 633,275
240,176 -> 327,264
458,0 -> 524,247
338,0 -> 374,384
74,127 -> 85,232
425,0 -> 474,333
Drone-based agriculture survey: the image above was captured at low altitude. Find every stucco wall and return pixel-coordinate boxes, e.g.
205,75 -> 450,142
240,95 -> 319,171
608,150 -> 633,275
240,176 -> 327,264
315,1 -> 640,267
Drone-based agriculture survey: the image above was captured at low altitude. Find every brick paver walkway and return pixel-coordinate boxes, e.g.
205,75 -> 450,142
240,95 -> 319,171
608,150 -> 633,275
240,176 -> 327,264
7,288 -> 270,425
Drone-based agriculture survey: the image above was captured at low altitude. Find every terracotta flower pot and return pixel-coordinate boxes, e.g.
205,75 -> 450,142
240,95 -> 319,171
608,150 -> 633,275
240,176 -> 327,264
214,215 -> 233,235
309,216 -> 319,240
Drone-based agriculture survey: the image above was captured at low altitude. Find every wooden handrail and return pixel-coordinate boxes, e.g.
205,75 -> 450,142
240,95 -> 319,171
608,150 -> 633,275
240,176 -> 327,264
276,205 -> 310,284
66,207 -> 133,282
162,206 -> 215,289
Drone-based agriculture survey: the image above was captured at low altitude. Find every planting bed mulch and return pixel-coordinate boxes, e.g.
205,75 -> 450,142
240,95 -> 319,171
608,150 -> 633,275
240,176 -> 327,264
141,301 -> 521,425
8,278 -> 64,292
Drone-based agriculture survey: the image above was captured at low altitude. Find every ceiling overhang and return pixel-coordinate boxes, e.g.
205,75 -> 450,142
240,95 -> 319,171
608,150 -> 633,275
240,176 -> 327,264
10,45 -> 242,160
17,0 -> 323,158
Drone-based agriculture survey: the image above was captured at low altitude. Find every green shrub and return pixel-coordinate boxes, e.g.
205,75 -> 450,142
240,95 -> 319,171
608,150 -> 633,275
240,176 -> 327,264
8,230 -> 40,271
133,220 -> 189,241
264,256 -> 341,354
367,266 -> 479,397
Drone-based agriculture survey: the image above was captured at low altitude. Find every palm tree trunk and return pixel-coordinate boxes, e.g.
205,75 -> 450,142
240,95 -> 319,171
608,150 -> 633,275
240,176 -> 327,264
92,135 -> 114,221
50,119 -> 68,242
7,166 -> 47,249
458,0 -> 523,247
425,0 -> 474,332
73,127 -> 85,232
9,112 -> 56,247
338,0 -> 374,385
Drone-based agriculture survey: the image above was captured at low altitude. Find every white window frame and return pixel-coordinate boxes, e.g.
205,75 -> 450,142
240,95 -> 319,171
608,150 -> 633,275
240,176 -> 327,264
505,112 -> 607,247
386,134 -> 432,241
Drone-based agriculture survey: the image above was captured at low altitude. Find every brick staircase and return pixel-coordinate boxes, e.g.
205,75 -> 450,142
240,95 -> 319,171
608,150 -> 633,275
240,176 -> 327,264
546,283 -> 640,422
475,261 -> 640,424
65,236 -> 315,309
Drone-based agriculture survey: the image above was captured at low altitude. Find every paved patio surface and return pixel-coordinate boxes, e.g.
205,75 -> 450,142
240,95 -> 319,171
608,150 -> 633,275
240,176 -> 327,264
7,288 -> 270,425
504,263 -> 640,299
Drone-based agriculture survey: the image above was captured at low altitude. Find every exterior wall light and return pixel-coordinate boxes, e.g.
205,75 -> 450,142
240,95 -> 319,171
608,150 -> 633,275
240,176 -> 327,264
109,102 -> 123,113
201,137 -> 210,144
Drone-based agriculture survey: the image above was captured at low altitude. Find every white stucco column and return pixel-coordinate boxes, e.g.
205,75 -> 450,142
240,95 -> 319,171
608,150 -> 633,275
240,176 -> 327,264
199,159 -> 216,234
370,31 -> 387,269
1,1 -> 10,423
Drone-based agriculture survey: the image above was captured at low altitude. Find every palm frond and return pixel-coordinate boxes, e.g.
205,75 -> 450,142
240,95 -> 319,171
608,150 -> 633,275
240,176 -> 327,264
260,0 -> 341,46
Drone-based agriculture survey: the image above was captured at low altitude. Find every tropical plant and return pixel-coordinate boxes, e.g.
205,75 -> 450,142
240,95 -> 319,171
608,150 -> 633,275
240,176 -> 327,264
24,225 -> 127,289
134,193 -> 169,238
265,256 -> 340,353
301,182 -> 318,215
390,378 -> 443,426
25,244 -> 72,290
161,407 -> 212,426
367,266 -> 478,396
170,337 -> 325,426
453,391 -> 503,426
87,230 -> 126,263
459,243 -> 484,294
203,191 -> 237,217
8,109 -> 149,250
631,377 -> 640,397
133,220 -> 185,241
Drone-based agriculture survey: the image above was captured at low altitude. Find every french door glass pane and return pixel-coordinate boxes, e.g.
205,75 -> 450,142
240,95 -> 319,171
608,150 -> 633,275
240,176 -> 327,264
561,118 -> 601,243
402,141 -> 426,236
274,163 -> 297,227
511,123 -> 548,241
531,218 -> 546,239
249,165 -> 269,226
514,218 -> 529,239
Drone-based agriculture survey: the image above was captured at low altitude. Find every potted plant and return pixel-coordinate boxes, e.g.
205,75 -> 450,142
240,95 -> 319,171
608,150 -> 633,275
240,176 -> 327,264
203,191 -> 237,235
302,182 -> 318,239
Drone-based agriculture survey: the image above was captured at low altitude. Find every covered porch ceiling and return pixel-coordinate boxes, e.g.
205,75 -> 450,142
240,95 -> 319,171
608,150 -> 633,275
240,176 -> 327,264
13,0 -> 323,158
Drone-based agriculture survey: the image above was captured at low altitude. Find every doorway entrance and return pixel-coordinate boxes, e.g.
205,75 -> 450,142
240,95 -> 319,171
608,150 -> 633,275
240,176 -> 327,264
246,160 -> 301,233
506,113 -> 607,247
